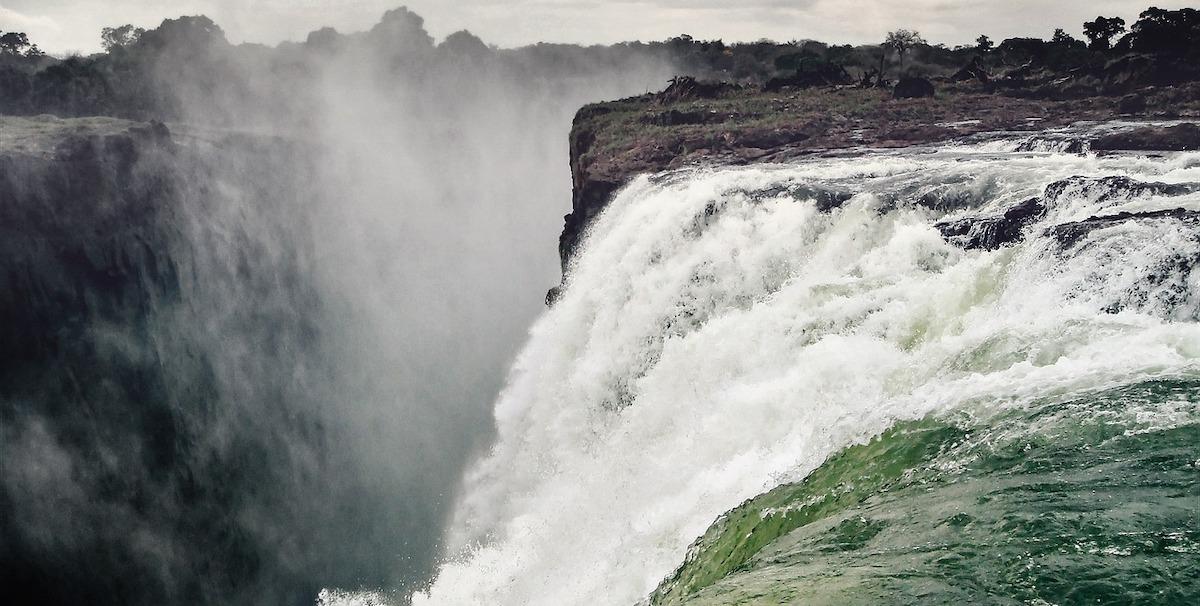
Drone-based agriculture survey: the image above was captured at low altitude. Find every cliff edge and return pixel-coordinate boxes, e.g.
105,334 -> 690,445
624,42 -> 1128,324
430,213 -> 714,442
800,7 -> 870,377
552,75 -> 1200,302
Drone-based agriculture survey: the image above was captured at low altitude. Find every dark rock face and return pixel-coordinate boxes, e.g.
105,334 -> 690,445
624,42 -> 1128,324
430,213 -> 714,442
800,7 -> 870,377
1015,134 -> 1088,153
558,113 -> 623,279
935,174 -> 1200,252
893,77 -> 935,99
1048,208 -> 1200,318
0,123 -> 182,385
1043,175 -> 1200,204
1050,208 -> 1200,248
936,197 -> 1047,250
1091,123 -> 1200,151
0,120 -> 386,606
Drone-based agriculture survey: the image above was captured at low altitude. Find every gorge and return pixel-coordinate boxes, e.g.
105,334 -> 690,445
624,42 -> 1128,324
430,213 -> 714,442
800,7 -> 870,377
3,5 -> 1200,606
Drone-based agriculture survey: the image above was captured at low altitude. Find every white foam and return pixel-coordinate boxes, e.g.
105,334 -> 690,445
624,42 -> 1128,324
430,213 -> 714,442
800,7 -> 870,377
392,145 -> 1200,605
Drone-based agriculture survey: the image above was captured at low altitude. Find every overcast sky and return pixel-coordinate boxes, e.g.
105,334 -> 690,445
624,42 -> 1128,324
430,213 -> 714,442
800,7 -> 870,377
1,1 -> 1191,55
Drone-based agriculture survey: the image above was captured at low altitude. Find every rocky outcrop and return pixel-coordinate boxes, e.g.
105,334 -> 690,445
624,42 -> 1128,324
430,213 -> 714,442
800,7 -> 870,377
558,106 -> 625,278
936,197 -> 1046,250
934,175 -> 1200,252
552,76 -> 1200,299
893,77 -> 935,99
1043,175 -> 1200,204
1050,208 -> 1200,248
1102,54 -> 1200,91
1091,122 -> 1200,151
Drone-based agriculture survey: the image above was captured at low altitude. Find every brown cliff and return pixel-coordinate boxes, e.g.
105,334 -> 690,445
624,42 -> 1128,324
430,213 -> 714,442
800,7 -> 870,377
552,79 -> 1200,300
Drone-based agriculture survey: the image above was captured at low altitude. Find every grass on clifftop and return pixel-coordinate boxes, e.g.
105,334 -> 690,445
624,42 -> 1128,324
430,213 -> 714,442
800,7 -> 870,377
572,82 -> 1200,185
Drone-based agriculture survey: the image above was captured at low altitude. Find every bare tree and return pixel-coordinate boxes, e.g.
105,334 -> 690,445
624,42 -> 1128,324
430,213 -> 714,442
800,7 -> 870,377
884,29 -> 926,73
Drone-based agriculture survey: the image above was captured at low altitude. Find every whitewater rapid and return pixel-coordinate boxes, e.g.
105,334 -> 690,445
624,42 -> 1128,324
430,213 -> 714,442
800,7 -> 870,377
351,129 -> 1200,605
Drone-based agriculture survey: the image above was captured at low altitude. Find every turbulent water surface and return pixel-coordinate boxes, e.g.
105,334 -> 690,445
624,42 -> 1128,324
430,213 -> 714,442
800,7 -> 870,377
332,126 -> 1200,605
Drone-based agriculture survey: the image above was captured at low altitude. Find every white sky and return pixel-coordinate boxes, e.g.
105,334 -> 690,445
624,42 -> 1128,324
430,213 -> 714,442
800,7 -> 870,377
0,1 -> 1191,55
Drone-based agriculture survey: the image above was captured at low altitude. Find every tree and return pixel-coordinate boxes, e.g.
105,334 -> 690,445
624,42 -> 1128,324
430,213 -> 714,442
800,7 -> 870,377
1124,7 -> 1200,54
976,35 -> 993,52
137,16 -> 228,52
101,24 -> 145,51
0,31 -> 31,55
1051,28 -> 1078,45
1082,16 -> 1125,50
884,29 -> 925,72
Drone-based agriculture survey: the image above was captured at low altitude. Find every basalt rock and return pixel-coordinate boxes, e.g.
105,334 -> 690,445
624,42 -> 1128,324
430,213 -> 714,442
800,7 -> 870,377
936,197 -> 1046,250
0,116 -> 344,606
893,77 -> 935,99
1091,123 -> 1200,151
1043,175 -> 1200,204
558,112 -> 621,278
0,120 -> 181,366
1050,208 -> 1200,248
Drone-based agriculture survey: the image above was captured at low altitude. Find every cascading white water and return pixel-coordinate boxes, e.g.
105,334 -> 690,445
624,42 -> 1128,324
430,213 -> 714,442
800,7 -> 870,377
395,131 -> 1200,605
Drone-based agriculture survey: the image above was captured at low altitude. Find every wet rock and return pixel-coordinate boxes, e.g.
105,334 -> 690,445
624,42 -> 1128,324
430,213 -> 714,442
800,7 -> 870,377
1015,135 -> 1087,153
1043,175 -> 1200,204
1049,208 -> 1200,248
893,77 -> 935,99
936,197 -> 1046,250
1091,123 -> 1200,151
0,116 -> 336,605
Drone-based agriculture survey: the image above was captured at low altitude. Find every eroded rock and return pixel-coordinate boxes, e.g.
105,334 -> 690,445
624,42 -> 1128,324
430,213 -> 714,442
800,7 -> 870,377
894,77 -> 935,99
936,197 -> 1046,250
1091,123 -> 1200,151
1049,208 -> 1200,248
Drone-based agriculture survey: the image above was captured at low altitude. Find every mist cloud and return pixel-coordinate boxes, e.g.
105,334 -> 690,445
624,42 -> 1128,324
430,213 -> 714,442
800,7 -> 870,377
1,7 -> 676,604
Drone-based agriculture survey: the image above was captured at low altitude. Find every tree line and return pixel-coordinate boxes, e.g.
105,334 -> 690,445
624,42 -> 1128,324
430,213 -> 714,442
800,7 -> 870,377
0,6 -> 1197,120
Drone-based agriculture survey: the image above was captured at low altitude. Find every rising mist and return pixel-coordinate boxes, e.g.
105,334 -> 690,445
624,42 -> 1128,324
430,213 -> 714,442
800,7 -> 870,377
0,6 -> 676,604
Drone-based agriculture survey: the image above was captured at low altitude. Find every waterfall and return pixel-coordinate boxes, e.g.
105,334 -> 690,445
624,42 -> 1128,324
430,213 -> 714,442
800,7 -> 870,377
402,129 -> 1200,605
